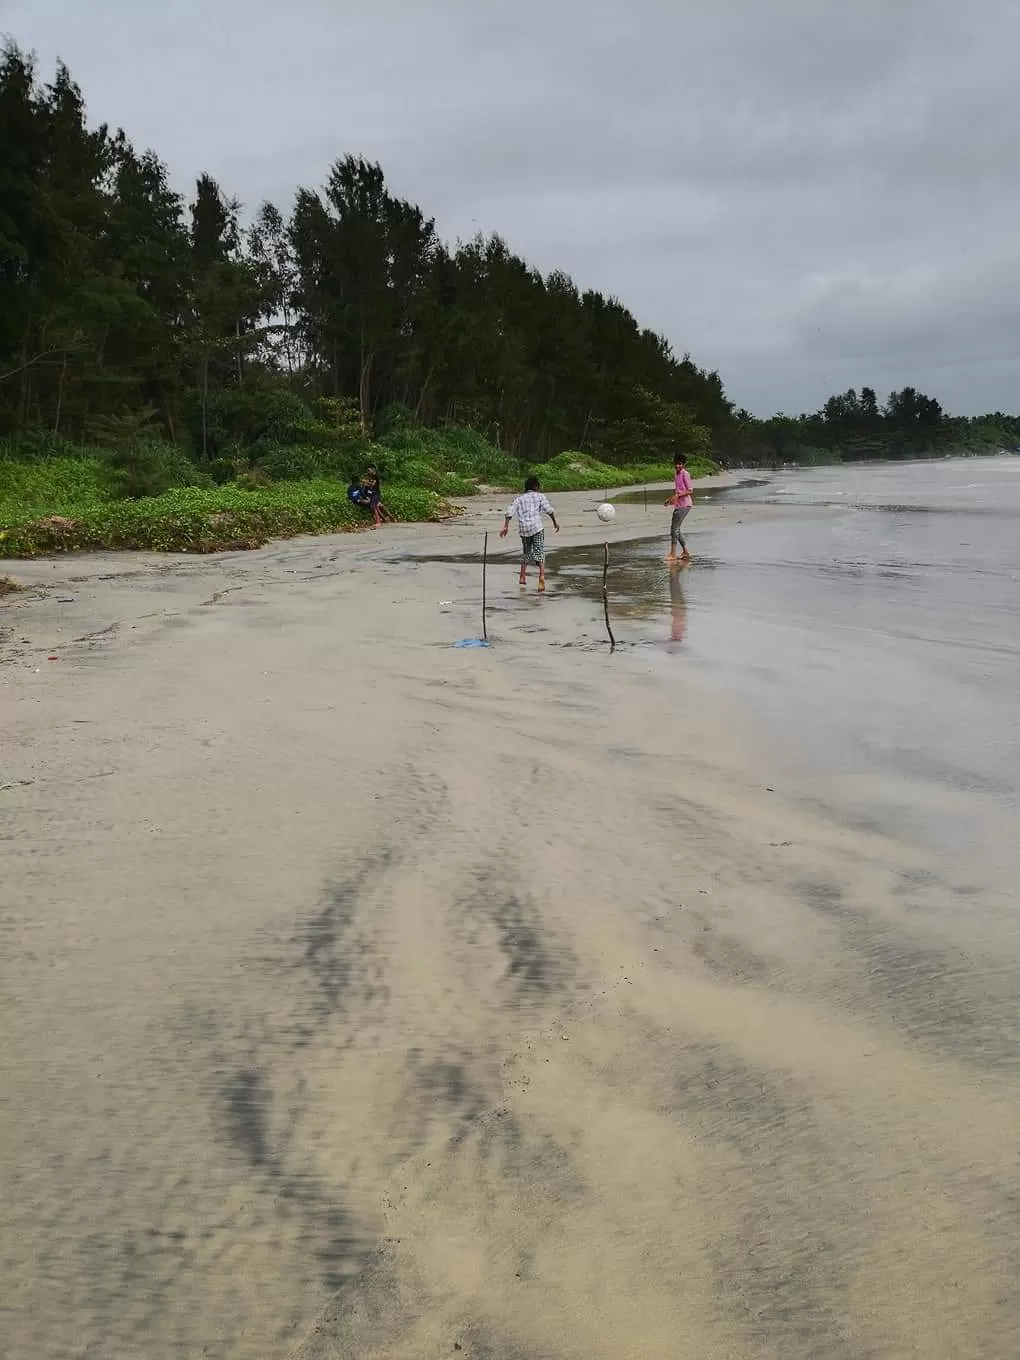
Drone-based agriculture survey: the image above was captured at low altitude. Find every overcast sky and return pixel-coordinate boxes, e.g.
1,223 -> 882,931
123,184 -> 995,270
5,0 -> 1018,415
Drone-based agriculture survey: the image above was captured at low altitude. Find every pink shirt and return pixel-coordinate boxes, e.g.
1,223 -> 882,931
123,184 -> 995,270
674,468 -> 694,508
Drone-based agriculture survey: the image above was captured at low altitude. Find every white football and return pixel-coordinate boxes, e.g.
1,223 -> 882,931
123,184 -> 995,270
596,502 -> 616,523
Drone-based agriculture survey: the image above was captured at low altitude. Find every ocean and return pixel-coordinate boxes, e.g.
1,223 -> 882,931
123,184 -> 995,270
557,456 -> 1020,913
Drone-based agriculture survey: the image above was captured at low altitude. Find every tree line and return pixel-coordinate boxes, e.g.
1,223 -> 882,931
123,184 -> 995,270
0,44 -> 727,471
2,42 -> 1015,476
734,388 -> 1020,468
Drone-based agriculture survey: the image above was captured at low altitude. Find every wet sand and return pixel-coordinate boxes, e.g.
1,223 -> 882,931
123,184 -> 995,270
1,483 -> 1017,1359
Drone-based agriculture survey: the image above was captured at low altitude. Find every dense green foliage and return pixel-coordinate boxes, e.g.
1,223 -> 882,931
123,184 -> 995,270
0,454 -> 444,556
733,389 -> 1020,468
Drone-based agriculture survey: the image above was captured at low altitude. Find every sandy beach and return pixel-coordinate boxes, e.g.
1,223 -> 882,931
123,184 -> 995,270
2,480 -> 1017,1359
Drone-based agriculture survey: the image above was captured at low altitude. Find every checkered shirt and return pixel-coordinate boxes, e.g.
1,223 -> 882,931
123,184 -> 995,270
507,491 -> 553,537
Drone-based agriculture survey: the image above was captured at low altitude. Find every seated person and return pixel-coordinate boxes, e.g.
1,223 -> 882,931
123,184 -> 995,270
347,476 -> 372,508
363,466 -> 394,526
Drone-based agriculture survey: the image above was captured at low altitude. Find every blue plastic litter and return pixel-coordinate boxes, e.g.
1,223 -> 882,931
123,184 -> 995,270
453,638 -> 490,648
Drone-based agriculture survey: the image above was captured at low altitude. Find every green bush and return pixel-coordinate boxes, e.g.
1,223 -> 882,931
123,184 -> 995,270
0,434 -> 213,498
254,441 -> 326,482
375,423 -> 521,489
385,452 -> 477,496
108,440 -> 212,498
252,438 -> 365,484
375,402 -> 416,436
528,450 -> 717,492
437,471 -> 476,496
622,458 -> 717,482
207,457 -> 238,485
393,457 -> 443,490
233,466 -> 272,490
183,383 -> 315,454
294,418 -> 370,456
0,456 -> 119,511
0,433 -> 103,464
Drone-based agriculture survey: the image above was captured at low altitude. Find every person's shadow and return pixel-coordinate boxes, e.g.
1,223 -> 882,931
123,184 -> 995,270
668,562 -> 689,648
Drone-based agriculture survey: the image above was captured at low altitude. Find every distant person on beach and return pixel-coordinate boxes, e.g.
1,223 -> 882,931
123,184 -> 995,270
500,476 -> 560,591
358,465 -> 394,527
347,476 -> 371,509
347,467 -> 392,527
665,455 -> 694,562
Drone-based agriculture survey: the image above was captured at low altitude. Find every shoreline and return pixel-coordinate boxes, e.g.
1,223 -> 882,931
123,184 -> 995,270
0,471 -> 770,587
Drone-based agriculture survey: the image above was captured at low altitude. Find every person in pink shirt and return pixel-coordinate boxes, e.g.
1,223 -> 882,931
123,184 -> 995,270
665,455 -> 694,562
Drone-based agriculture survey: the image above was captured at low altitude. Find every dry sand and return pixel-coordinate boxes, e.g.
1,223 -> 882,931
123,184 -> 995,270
1,483 -> 1017,1359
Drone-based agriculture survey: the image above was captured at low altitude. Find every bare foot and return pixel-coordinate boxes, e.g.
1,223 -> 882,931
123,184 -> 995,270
665,553 -> 678,564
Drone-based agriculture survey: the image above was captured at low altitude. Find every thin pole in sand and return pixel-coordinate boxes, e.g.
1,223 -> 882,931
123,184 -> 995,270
482,531 -> 488,642
602,542 -> 616,654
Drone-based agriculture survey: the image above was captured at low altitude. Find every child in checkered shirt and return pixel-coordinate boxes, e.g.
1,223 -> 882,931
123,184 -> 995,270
500,476 -> 560,591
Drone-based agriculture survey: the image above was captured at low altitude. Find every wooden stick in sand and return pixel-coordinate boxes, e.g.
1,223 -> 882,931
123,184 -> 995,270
482,531 -> 488,642
602,542 -> 616,654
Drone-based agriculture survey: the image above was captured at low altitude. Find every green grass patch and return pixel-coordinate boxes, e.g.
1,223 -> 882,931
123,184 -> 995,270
0,433 -> 100,464
0,429 -> 719,559
0,455 -> 122,511
528,450 -> 718,493
0,461 -> 448,557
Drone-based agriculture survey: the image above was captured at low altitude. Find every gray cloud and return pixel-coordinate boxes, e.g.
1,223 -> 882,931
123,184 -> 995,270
5,0 -> 1019,414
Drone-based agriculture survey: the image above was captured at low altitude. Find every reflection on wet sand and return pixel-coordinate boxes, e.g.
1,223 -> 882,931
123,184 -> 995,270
541,541 -> 715,624
668,562 -> 689,647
